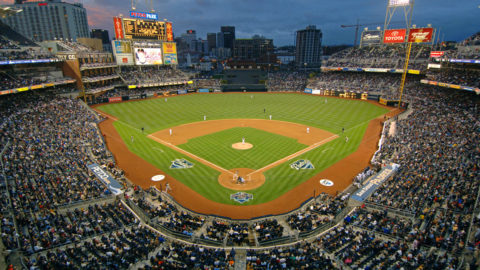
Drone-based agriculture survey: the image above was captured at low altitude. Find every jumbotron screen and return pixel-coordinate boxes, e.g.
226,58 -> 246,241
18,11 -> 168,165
134,48 -> 163,65
123,19 -> 167,40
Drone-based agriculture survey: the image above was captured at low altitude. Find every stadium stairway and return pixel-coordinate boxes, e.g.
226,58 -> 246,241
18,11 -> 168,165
234,249 -> 247,270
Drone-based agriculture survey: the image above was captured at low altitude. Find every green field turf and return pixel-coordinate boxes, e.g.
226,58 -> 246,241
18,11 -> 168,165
98,93 -> 388,206
178,127 -> 308,170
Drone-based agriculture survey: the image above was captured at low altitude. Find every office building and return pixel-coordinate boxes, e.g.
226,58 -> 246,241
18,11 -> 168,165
0,0 -> 90,42
220,26 -> 235,50
295,25 -> 322,69
207,33 -> 216,52
233,35 -> 274,63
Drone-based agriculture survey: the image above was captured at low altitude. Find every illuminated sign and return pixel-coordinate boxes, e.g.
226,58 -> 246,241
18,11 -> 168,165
113,17 -> 124,39
388,0 -> 410,6
134,47 -> 163,65
430,51 -> 445,58
408,28 -> 433,43
123,19 -> 167,40
129,11 -> 158,20
383,29 -> 406,43
166,22 -> 173,41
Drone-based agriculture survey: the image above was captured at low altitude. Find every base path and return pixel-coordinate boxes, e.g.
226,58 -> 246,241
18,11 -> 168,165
97,105 -> 402,219
150,119 -> 334,146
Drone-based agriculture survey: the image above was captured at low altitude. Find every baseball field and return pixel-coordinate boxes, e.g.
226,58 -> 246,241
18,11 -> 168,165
96,93 -> 393,218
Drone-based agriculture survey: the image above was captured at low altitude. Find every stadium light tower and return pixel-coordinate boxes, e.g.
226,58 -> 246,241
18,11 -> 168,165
384,0 -> 414,31
131,0 -> 155,12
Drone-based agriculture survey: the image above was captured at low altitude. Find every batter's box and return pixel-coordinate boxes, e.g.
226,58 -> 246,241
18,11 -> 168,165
170,158 -> 194,169
290,159 -> 314,170
230,192 -> 253,204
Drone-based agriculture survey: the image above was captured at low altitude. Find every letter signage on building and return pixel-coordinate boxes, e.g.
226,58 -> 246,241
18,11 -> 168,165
113,17 -> 124,39
129,11 -> 158,20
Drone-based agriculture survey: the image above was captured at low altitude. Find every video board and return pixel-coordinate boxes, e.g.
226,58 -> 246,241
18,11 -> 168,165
134,47 -> 163,65
123,19 -> 167,40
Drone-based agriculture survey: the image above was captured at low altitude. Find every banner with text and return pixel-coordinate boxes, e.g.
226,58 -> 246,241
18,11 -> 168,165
383,29 -> 406,43
87,163 -> 123,195
408,28 -> 433,43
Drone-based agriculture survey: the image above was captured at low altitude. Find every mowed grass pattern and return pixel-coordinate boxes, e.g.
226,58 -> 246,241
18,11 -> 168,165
98,93 -> 388,205
178,127 -> 308,170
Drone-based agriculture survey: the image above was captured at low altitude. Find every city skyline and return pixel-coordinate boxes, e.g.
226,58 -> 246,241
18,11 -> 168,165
0,0 -> 479,46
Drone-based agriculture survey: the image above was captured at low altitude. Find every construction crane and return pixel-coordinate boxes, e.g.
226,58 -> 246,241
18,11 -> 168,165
341,20 -> 404,47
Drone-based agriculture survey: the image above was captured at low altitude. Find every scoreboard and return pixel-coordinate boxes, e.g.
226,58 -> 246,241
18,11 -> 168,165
123,19 -> 167,40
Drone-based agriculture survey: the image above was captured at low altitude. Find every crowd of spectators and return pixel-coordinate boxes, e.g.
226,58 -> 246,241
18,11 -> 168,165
120,66 -> 189,85
25,226 -> 162,269
267,71 -> 307,92
254,219 -> 284,242
426,69 -> 480,87
162,211 -> 205,237
0,36 -> 20,50
141,242 -> 235,269
461,32 -> 480,46
16,201 -> 136,254
247,242 -> 336,269
287,210 -> 332,233
307,71 -> 414,100
325,44 -> 430,70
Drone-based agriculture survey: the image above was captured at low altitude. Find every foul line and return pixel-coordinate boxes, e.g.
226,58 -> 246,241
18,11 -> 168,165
245,134 -> 339,177
147,134 -> 234,176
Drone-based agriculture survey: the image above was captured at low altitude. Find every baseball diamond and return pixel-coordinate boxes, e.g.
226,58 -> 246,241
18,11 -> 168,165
96,93 -> 397,218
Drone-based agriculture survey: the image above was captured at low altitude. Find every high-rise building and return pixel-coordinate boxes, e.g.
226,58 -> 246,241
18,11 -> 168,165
233,35 -> 274,63
207,33 -> 216,52
295,25 -> 322,69
216,32 -> 224,48
181,29 -> 197,51
220,26 -> 235,50
91,29 -> 109,44
0,0 -> 90,42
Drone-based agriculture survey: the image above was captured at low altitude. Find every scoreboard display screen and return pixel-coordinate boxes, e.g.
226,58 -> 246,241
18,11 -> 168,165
123,19 -> 167,40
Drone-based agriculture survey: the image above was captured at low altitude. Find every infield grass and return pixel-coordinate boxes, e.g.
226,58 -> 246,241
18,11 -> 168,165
98,93 -> 388,206
178,127 -> 308,170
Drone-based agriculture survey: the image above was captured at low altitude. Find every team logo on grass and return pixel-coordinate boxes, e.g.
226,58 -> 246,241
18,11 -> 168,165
170,159 -> 194,169
290,159 -> 314,170
230,192 -> 253,204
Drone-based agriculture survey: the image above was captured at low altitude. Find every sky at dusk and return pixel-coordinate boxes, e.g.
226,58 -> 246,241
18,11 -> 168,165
1,0 -> 480,46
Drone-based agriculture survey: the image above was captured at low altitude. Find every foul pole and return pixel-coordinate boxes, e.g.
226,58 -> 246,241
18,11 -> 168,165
398,41 -> 412,108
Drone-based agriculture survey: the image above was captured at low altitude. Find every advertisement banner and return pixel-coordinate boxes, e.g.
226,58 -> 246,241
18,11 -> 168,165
134,47 -> 163,65
0,89 -> 15,95
198,89 -> 210,93
109,97 -> 122,102
17,87 -> 29,92
430,51 -> 445,58
383,29 -> 406,43
113,17 -> 124,39
114,40 -> 132,54
427,63 -> 441,69
166,22 -> 173,41
361,30 -> 382,45
408,28 -> 433,43
178,89 -> 187,95
407,70 -> 420,75
87,163 -> 123,195
351,163 -> 400,202
304,88 -> 312,94
162,42 -> 178,64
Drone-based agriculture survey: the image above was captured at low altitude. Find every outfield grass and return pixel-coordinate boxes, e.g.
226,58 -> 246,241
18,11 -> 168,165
98,93 -> 388,205
178,127 -> 308,170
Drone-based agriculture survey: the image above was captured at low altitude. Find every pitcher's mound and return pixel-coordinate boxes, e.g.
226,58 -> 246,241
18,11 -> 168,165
218,168 -> 265,190
232,142 -> 253,150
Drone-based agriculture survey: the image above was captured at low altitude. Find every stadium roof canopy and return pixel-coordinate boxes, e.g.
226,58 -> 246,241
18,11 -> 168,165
0,6 -> 23,18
